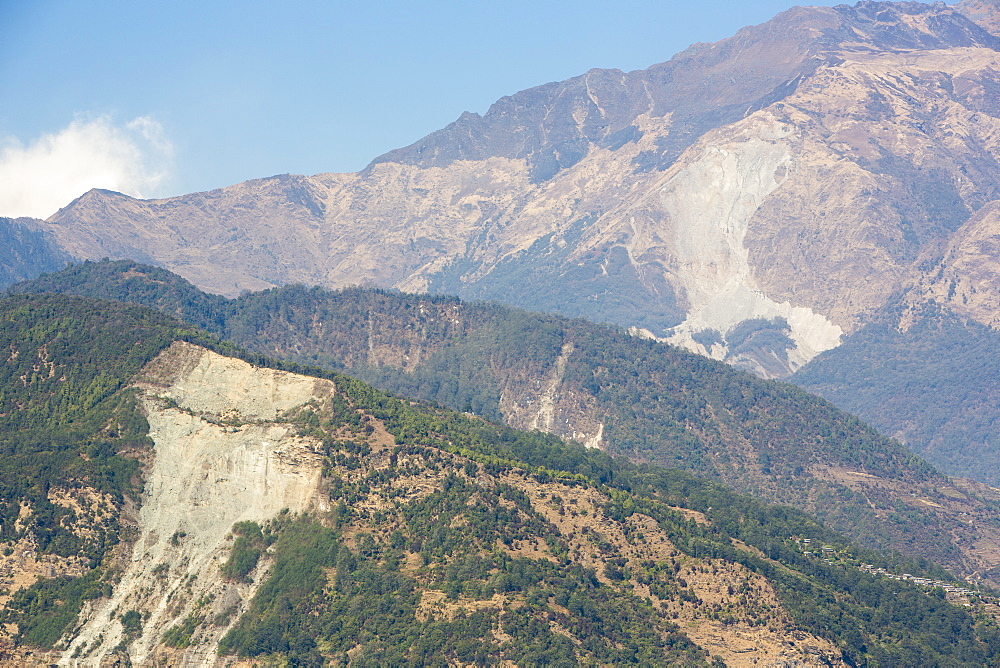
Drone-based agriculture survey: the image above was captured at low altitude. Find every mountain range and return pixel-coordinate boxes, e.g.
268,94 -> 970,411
1,292 -> 998,665
4,1 -> 999,371
6,1 -> 1000,481
7,1 -> 1000,662
13,259 -> 1000,587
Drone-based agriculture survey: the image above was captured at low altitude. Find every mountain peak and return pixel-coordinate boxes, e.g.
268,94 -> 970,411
366,0 -> 994,184
26,0 -> 1000,387
47,187 -> 132,223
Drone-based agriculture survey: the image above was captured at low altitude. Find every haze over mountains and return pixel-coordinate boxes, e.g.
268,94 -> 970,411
8,0 -> 1000,489
2,0 -> 998,374
8,0 -> 1000,662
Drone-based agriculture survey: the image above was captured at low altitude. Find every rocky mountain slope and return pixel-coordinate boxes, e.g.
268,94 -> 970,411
5,293 -> 1000,665
0,217 -> 70,289
21,0 -> 1000,380
792,299 -> 1000,484
11,0 -> 1000,540
59,341 -> 333,664
17,260 -> 1000,586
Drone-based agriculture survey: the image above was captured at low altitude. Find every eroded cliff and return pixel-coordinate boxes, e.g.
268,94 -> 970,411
49,342 -> 846,666
61,342 -> 333,665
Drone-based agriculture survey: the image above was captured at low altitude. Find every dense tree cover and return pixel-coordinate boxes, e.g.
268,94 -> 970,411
333,376 -> 951,581
217,382 -> 1000,666
6,259 -> 228,331
794,301 -> 1000,484
1,291 -> 998,664
11,261 -> 983,571
0,294 -> 196,556
2,570 -> 108,648
219,520 -> 275,582
0,293 -> 225,645
5,261 -> 934,477
219,488 -> 709,666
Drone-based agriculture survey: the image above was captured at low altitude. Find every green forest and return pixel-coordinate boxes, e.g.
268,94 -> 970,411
794,300 -> 1000,484
1,291 -> 999,664
11,260 -> 998,576
216,372 -> 1000,665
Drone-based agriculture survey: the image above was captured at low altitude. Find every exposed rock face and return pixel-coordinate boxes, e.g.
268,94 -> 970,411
0,217 -> 71,289
35,1 -> 1000,377
49,341 -> 848,665
62,342 -> 332,665
908,200 -> 1000,326
957,0 -> 1000,36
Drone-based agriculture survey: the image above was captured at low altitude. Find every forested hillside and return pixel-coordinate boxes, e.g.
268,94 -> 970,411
0,295 -> 205,649
2,292 -> 1000,665
15,260 -> 1000,584
794,301 -> 1000,485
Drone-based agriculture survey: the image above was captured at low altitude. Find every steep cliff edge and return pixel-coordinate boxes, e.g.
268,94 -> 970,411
7,295 -> 1000,664
61,342 -> 333,664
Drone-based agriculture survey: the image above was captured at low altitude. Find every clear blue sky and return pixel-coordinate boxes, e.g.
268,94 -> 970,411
2,0 -> 854,213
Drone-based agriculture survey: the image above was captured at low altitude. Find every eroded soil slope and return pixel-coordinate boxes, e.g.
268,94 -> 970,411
62,342 -> 333,665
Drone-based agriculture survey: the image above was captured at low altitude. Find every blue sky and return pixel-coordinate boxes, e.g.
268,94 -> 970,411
2,0 -> 853,216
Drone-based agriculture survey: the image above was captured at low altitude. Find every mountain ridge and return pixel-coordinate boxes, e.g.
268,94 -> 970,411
17,259 -> 1000,587
11,1 -> 1000,513
3,291 -> 999,665
28,0 -> 1000,380
366,1 -> 1000,178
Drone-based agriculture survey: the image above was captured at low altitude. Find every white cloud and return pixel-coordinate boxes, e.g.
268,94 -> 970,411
0,115 -> 174,219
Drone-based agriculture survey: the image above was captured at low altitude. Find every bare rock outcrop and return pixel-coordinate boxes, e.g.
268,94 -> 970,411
35,1 -> 1000,378
61,342 -> 333,666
